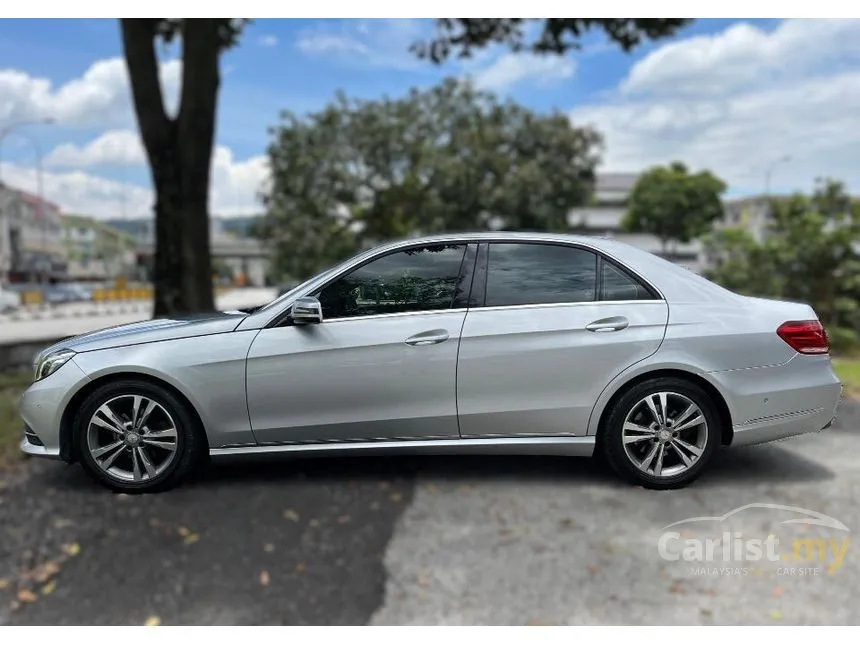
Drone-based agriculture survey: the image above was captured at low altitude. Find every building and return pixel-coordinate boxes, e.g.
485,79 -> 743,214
567,172 -> 705,272
0,182 -> 68,283
61,214 -> 137,281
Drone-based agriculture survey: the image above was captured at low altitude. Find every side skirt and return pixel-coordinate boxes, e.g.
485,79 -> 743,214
210,436 -> 596,459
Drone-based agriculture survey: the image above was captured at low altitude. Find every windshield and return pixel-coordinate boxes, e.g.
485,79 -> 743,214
256,250 -> 370,314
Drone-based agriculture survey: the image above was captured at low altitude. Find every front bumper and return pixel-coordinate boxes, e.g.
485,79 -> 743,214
18,358 -> 90,461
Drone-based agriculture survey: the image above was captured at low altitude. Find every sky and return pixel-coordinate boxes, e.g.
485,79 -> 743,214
1,17 -> 859,220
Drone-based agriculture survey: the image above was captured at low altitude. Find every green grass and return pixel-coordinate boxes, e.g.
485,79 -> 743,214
833,356 -> 860,399
0,372 -> 30,468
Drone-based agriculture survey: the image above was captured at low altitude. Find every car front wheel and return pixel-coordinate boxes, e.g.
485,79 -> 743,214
601,377 -> 721,490
75,379 -> 204,493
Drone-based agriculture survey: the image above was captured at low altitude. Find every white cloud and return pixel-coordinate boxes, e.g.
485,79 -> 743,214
0,56 -> 181,127
295,19 -> 430,71
7,136 -> 269,219
570,19 -> 860,194
257,34 -> 278,47
473,53 -> 576,91
45,130 -> 145,167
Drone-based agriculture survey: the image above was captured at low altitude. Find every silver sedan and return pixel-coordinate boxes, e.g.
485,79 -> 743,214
20,232 -> 843,493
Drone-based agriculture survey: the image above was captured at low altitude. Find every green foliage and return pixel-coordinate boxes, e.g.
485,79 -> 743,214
261,78 -> 603,282
622,161 -> 727,252
413,19 -> 693,62
706,178 -> 860,351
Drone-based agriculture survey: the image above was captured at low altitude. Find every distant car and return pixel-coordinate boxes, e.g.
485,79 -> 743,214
0,287 -> 20,313
43,284 -> 92,304
20,232 -> 843,493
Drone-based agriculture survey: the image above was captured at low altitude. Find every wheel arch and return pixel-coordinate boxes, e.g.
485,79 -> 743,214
59,371 -> 208,462
590,367 -> 734,446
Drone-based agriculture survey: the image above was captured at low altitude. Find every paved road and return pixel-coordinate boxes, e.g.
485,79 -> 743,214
0,288 -> 277,344
1,404 -> 858,625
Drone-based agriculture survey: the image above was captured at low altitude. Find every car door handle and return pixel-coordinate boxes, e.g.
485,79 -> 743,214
404,330 -> 450,346
585,316 -> 629,333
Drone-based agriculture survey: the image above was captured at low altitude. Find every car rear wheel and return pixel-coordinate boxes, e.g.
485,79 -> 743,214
75,379 -> 204,493
601,377 -> 721,490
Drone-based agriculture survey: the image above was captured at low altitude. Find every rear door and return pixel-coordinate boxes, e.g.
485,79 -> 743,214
456,241 -> 669,438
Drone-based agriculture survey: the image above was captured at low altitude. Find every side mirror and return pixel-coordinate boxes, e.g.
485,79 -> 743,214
291,296 -> 323,325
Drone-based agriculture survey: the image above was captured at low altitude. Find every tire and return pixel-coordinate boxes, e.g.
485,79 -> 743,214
75,379 -> 205,493
600,377 -> 721,490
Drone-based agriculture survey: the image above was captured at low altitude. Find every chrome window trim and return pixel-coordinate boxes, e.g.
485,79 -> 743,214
249,234 -> 667,330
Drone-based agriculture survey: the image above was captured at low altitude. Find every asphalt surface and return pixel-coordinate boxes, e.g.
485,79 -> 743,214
1,403 -> 859,625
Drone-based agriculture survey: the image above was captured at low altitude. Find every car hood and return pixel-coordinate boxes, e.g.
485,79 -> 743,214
40,311 -> 248,357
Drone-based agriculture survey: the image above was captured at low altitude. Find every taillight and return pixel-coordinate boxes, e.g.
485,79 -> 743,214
776,320 -> 830,355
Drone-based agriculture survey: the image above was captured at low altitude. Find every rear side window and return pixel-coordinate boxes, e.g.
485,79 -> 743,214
485,243 -> 597,307
600,260 -> 658,301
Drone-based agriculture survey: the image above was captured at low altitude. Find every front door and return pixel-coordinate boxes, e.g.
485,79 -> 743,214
246,243 -> 475,445
456,242 -> 669,438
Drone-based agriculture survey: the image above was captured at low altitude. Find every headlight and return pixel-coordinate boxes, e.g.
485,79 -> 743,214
33,349 -> 76,382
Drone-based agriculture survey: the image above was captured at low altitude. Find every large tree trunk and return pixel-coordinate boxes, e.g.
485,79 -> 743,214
120,19 -> 218,317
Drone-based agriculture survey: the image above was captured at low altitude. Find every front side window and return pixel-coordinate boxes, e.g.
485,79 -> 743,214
485,243 -> 597,307
317,244 -> 467,320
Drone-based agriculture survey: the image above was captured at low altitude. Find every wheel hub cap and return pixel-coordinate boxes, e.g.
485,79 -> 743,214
125,431 -> 141,447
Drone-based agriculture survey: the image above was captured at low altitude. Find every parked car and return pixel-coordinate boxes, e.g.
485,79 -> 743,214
43,283 -> 93,304
0,286 -> 21,313
20,232 -> 843,493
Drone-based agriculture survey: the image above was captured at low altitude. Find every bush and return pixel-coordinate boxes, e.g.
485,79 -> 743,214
827,326 -> 859,355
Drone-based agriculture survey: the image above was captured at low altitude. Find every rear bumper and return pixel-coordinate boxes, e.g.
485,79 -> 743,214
715,354 -> 843,448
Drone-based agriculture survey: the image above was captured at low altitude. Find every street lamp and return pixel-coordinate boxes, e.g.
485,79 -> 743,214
0,117 -> 55,283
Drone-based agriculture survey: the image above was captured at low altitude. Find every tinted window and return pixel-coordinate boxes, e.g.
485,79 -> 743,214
485,243 -> 597,307
600,261 -> 656,301
316,244 -> 467,319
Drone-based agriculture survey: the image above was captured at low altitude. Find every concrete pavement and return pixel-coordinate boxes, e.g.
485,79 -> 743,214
1,403 -> 858,625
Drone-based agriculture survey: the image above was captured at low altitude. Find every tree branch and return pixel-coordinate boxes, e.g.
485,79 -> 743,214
120,19 -> 170,161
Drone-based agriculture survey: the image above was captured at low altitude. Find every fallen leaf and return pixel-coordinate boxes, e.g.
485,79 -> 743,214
17,589 -> 37,604
41,580 -> 56,596
771,586 -> 785,598
558,517 -> 578,529
144,616 -> 161,627
53,518 -> 72,529
700,608 -> 713,617
390,492 -> 403,502
668,580 -> 685,594
586,564 -> 601,575
308,519 -> 320,528
336,515 -> 351,524
259,570 -> 270,586
32,561 -> 60,583
417,572 -> 431,588
283,509 -> 300,522
295,563 -> 307,573
177,526 -> 191,537
263,543 -> 275,553
61,542 -> 81,557
0,578 -> 8,590
183,533 -> 200,545
770,610 -> 783,621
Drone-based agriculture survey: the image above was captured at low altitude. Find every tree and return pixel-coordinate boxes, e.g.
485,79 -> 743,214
705,179 -> 860,350
412,19 -> 693,62
121,17 -> 692,315
260,78 -> 603,282
120,19 -> 248,316
622,161 -> 727,254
